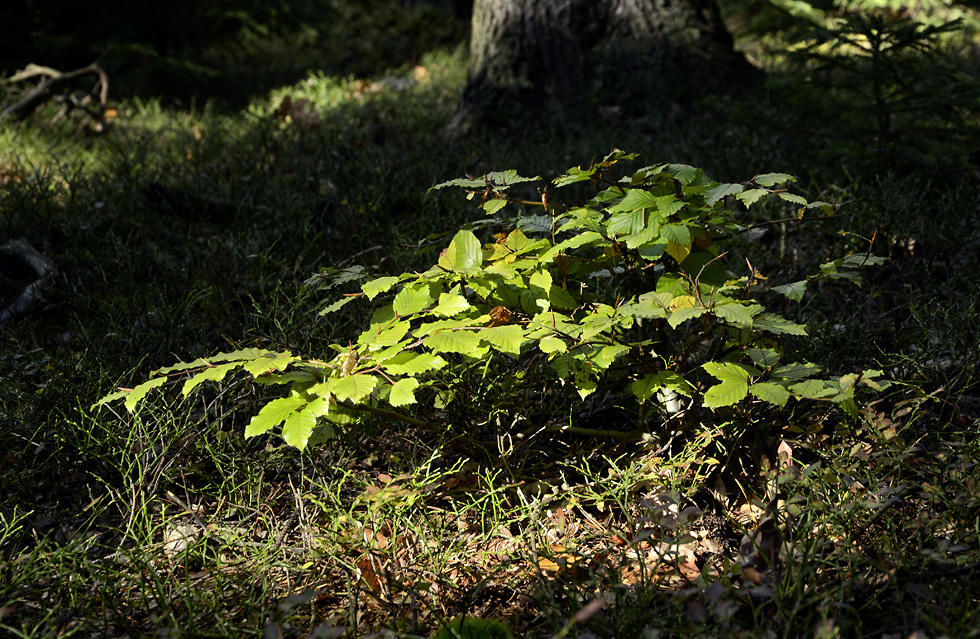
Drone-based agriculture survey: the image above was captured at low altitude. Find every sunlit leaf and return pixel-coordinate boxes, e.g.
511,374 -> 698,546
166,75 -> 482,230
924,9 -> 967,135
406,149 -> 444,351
607,189 -> 659,214
554,165 -> 597,187
704,183 -> 744,205
703,361 -> 754,383
362,276 -> 400,300
438,230 -> 483,273
245,396 -> 307,438
712,301 -> 755,327
124,376 -> 169,412
791,379 -> 837,399
778,192 -> 807,205
182,362 -> 243,396
667,305 -> 707,328
329,374 -> 379,402
482,198 -> 508,215
424,329 -> 483,354
703,378 -> 748,408
388,378 -> 420,407
242,352 -> 297,377
479,325 -> 525,356
754,314 -> 807,335
539,336 -> 567,354
320,295 -> 357,315
749,382 -> 790,407
746,348 -> 781,367
753,173 -> 795,187
392,285 -> 432,316
381,352 -> 448,375
282,408 -> 317,449
432,293 -> 470,317
735,188 -> 768,208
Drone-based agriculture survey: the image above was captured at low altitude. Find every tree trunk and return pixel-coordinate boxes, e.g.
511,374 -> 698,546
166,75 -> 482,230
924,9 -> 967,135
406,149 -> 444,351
459,0 -> 756,125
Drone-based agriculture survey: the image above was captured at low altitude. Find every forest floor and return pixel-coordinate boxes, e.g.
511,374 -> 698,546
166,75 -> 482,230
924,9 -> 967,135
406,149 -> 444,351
2,4 -> 980,638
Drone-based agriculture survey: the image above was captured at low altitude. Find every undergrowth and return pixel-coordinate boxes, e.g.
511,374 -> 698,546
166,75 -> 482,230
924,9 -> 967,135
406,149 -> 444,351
2,4 -> 980,638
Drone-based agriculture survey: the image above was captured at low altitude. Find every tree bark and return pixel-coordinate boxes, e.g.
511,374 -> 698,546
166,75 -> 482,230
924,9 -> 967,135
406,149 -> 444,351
459,0 -> 756,125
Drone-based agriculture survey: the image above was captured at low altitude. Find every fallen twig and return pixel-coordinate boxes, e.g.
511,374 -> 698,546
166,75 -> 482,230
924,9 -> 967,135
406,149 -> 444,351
2,62 -> 109,123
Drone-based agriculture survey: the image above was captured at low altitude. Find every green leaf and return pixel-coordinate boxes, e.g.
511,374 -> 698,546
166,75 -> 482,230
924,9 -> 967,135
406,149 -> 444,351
242,352 -> 297,377
623,223 -> 658,249
245,396 -> 307,438
150,357 -> 207,375
661,224 -> 691,247
632,370 -> 693,402
548,285 -> 578,310
362,276 -> 400,300
182,362 -> 243,396
429,170 -> 540,192
667,164 -> 703,185
576,377 -> 598,399
529,269 -> 553,294
369,322 -> 411,348
667,305 -> 707,328
774,362 -> 821,380
209,348 -> 278,364
380,352 -> 448,375
482,198 -> 508,215
704,183 -> 744,206
424,329 -> 483,355
413,317 -> 474,336
388,378 -> 420,407
631,374 -> 662,402
703,379 -> 749,408
255,371 -> 316,385
735,189 -> 768,208
306,396 -> 331,417
656,195 -> 686,217
320,295 -> 358,315
371,343 -> 409,364
620,293 -> 670,319
753,173 -> 794,187
92,388 -> 130,409
712,301 -> 756,327
778,192 -> 807,205
554,166 -> 597,187
593,344 -> 629,369
282,407 -> 317,449
438,230 -> 484,273
772,280 -> 807,303
432,293 -> 470,317
749,382 -> 790,407
479,325 -> 525,356
503,228 -> 530,252
791,379 -> 837,399
754,314 -> 807,335
392,285 -> 432,316
665,241 -> 691,264
330,374 -> 379,402
608,209 -> 646,236
746,348 -> 781,367
703,361 -> 754,383
542,231 -> 602,262
124,376 -> 169,412
539,336 -> 567,354
806,200 -> 835,215
607,189 -> 659,214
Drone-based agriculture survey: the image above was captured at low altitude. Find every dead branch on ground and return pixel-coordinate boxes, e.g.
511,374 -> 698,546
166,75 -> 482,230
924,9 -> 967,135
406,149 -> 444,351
2,62 -> 109,128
